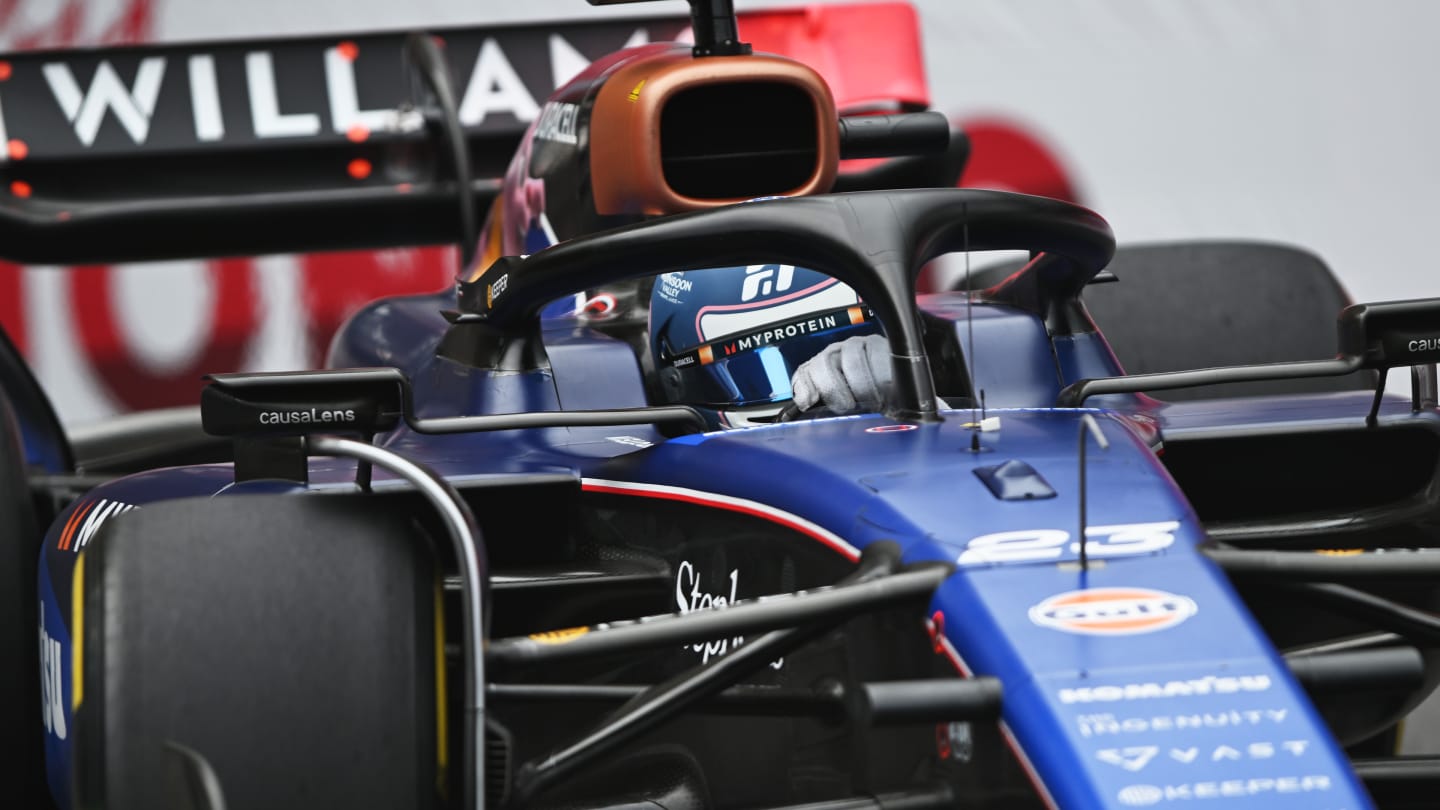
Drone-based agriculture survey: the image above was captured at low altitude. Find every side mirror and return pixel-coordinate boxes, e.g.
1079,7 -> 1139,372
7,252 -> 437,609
201,368 -> 406,438
201,366 -> 708,483
1056,296 -> 1440,423
1339,299 -> 1440,370
1339,298 -> 1440,424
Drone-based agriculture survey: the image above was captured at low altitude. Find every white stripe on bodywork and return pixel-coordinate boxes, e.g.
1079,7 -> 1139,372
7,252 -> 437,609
75,500 -> 136,551
580,477 -> 859,560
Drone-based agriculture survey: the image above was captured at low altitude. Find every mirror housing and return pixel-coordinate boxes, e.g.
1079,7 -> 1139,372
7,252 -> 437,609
1339,299 -> 1440,370
201,369 -> 406,438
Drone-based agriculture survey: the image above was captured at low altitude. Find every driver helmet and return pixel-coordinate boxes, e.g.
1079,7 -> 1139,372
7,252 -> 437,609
648,264 -> 880,424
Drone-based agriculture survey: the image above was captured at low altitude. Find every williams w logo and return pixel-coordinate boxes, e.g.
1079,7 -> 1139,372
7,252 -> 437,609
740,265 -> 795,302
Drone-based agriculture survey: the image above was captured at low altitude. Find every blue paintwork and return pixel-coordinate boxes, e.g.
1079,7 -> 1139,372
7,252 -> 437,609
36,287 -> 1392,809
1155,389 -> 1437,437
37,561 -> 70,809
18,422 -> 67,473
926,296 -> 1064,408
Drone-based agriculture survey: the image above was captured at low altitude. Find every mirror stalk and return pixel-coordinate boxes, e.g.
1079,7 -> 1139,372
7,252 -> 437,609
1413,364 -> 1438,413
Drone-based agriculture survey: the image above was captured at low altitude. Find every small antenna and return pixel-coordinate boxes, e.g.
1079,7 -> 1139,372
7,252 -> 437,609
963,203 -> 981,452
1415,364 -> 1439,412
1077,413 -> 1109,572
588,1 -> 750,56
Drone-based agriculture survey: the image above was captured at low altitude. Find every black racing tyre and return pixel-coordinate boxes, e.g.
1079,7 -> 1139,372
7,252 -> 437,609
0,390 -> 48,807
72,494 -> 441,810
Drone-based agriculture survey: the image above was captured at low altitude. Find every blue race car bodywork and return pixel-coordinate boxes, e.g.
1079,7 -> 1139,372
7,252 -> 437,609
6,3 -> 1440,810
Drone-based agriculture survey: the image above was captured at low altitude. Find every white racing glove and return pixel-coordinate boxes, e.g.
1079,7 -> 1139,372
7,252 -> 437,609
790,334 -> 893,413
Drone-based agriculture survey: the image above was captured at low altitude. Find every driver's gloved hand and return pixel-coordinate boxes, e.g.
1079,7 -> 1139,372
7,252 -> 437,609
791,334 -> 893,413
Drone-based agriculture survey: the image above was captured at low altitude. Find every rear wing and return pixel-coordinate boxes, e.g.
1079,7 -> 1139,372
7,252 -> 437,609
0,3 -> 933,265
0,15 -> 685,264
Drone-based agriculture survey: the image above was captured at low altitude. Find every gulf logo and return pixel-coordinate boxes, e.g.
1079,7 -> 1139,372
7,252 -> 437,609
1028,587 -> 1197,636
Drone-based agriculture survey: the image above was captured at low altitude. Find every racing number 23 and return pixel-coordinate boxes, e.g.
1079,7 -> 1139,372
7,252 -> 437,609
957,521 -> 1180,566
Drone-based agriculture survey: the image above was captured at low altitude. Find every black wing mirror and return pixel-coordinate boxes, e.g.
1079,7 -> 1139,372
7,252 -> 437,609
1340,298 -> 1440,422
1059,297 -> 1440,426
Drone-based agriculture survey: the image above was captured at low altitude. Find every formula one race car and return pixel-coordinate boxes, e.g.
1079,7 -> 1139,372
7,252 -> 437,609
4,1 -> 1440,809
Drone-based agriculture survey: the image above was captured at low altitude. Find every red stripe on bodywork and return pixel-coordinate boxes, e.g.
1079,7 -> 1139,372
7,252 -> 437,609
59,500 -> 94,551
927,618 -> 1058,810
581,481 -> 859,562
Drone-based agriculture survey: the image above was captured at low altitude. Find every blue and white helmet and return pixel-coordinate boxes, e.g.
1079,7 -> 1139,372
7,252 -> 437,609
648,264 -> 879,411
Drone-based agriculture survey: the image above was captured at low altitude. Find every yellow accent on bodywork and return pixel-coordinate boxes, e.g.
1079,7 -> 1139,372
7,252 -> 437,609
528,626 -> 590,644
434,579 -> 449,796
469,200 -> 505,283
71,552 -> 84,711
